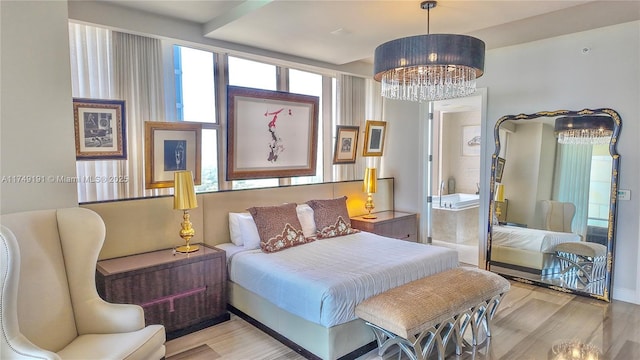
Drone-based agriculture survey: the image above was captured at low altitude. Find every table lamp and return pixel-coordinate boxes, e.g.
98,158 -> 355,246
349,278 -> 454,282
363,167 -> 378,219
174,170 -> 199,253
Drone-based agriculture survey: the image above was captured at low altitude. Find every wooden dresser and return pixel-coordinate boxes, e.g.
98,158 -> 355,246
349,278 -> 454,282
350,211 -> 418,242
96,244 -> 229,339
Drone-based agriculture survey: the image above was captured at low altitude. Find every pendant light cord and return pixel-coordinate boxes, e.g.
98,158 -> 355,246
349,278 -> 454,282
422,1 -> 436,34
427,5 -> 430,34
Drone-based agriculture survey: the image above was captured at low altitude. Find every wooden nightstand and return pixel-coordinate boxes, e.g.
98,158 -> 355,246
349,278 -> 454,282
96,244 -> 229,339
350,211 -> 418,242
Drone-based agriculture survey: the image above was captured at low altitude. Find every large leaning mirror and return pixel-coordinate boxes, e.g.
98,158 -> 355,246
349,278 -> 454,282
486,108 -> 621,301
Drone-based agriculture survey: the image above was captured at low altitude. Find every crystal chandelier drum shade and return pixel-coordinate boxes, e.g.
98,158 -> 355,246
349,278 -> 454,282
373,34 -> 485,102
554,115 -> 614,145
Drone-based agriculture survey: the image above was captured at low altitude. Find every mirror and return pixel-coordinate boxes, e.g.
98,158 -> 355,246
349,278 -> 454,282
486,108 -> 621,301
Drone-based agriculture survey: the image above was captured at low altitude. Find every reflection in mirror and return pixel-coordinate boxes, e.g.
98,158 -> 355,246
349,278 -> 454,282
487,109 -> 621,301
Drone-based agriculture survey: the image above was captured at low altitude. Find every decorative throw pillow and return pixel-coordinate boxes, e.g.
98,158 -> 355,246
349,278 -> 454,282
306,196 -> 359,239
247,203 -> 312,253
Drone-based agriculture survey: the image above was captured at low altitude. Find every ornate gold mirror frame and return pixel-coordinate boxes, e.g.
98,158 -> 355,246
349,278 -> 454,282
486,108 -> 621,301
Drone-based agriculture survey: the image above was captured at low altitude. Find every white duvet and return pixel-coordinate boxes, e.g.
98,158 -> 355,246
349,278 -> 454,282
222,231 -> 458,328
492,225 -> 581,253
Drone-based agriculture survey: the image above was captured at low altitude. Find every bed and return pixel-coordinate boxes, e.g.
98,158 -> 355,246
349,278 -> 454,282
217,199 -> 459,360
490,225 -> 581,275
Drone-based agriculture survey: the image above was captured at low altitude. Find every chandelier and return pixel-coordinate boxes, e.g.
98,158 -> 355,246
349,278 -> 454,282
554,116 -> 614,145
373,1 -> 485,102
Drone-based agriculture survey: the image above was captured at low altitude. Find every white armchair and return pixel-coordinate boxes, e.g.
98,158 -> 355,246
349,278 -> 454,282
541,200 -> 576,233
0,207 -> 166,359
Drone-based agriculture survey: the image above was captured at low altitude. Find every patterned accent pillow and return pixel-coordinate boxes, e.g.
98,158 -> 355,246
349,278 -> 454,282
247,203 -> 312,253
306,196 -> 359,239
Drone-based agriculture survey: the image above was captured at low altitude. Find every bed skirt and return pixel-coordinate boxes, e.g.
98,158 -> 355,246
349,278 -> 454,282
227,281 -> 376,360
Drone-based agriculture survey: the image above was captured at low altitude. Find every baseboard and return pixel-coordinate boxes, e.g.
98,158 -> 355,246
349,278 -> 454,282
612,287 -> 640,305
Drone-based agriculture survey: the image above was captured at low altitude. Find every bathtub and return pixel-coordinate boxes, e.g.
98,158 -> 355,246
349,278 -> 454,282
432,193 -> 479,209
432,193 -> 479,244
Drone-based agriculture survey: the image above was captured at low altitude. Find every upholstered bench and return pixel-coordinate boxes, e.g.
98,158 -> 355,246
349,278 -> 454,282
355,267 -> 510,360
555,242 -> 608,283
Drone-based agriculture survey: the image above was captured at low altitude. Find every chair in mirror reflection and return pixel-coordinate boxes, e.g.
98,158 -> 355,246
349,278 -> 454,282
487,108 -> 621,301
540,200 -> 575,233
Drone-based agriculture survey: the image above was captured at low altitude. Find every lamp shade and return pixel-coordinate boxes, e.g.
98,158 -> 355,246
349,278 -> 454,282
374,34 -> 485,80
363,167 -> 377,194
373,34 -> 485,102
495,184 -> 505,202
174,171 -> 198,210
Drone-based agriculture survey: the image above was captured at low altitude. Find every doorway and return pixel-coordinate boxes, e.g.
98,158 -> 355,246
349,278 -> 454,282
429,94 -> 483,265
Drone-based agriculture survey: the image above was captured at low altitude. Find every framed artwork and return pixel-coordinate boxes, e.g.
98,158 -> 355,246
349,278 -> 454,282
462,125 -> 481,156
73,98 -> 127,160
362,120 -> 387,157
333,125 -> 359,164
144,121 -> 202,189
496,157 -> 506,183
226,85 -> 319,180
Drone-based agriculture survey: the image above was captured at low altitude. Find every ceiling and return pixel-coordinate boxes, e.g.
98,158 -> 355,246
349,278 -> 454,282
95,0 -> 640,66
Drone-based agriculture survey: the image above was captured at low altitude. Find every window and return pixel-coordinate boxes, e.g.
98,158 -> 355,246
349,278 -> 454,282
289,69 -> 323,185
228,56 -> 279,190
70,23 -> 340,202
587,145 -> 612,227
174,46 -> 216,123
173,45 -> 218,192
228,56 -> 277,90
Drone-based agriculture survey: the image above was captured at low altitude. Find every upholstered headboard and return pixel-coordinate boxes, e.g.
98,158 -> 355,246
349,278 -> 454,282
83,178 -> 394,260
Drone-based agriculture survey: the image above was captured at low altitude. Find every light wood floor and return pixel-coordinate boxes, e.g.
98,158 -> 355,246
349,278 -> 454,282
165,281 -> 640,359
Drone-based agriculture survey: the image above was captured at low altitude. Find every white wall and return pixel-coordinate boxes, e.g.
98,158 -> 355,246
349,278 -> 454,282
380,99 -> 423,215
501,122 -> 556,228
503,122 -> 544,226
441,111 -> 481,195
0,1 -> 78,214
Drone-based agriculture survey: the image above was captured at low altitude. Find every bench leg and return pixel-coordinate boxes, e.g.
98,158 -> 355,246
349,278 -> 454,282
455,293 -> 506,354
364,292 -> 507,359
366,322 -> 454,360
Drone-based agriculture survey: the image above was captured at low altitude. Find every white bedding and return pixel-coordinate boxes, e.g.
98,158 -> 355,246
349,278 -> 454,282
220,231 -> 458,328
492,225 -> 581,253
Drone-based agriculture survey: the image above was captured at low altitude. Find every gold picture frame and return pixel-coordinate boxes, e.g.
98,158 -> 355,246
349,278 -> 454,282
144,121 -> 202,189
333,125 -> 359,164
495,157 -> 506,183
362,120 -> 387,157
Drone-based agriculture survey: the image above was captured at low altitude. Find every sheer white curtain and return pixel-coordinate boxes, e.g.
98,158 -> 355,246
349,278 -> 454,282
69,23 -> 120,202
365,78 -> 383,173
112,31 -> 167,199
553,143 -> 593,237
334,75 -> 383,181
69,23 -> 167,202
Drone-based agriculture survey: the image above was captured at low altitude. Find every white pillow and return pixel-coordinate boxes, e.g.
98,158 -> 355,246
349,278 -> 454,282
228,212 -> 247,246
296,204 -> 317,238
228,212 -> 261,249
